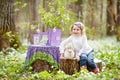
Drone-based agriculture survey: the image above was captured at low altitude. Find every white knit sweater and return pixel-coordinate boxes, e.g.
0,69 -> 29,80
59,35 -> 92,56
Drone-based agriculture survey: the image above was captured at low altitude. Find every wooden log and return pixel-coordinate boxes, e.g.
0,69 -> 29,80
60,58 -> 102,75
60,59 -> 80,75
32,59 -> 52,72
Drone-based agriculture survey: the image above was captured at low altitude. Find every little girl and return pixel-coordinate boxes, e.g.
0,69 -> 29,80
59,22 -> 99,74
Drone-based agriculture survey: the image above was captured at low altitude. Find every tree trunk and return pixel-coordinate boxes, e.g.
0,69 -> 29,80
28,0 -> 39,44
88,0 -> 95,28
69,0 -> 83,21
75,0 -> 83,21
107,0 -> 116,36
116,0 -> 120,41
0,0 -> 18,51
100,0 -> 103,23
0,0 -> 15,34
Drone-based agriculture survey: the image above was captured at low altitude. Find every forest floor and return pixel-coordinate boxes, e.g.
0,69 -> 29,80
0,36 -> 120,80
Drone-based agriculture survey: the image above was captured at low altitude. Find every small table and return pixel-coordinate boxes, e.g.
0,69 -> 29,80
24,45 -> 60,68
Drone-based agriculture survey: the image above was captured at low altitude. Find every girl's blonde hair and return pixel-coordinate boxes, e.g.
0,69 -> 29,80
70,22 -> 85,35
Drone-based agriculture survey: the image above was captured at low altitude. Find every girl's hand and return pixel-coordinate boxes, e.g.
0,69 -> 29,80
60,53 -> 64,59
74,56 -> 80,61
60,56 -> 65,59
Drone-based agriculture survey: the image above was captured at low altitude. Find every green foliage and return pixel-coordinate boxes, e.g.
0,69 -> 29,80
0,48 -> 25,80
86,25 -> 106,39
14,1 -> 27,12
53,70 -> 74,80
39,0 -> 77,31
38,71 -> 52,79
17,46 -> 28,54
27,71 -> 52,80
5,31 -> 21,49
96,45 -> 120,70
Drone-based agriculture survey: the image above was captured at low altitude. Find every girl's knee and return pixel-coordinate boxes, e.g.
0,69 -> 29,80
80,54 -> 87,60
88,59 -> 94,64
87,59 -> 97,68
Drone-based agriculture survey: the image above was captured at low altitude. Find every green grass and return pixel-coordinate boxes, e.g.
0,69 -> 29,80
0,36 -> 120,80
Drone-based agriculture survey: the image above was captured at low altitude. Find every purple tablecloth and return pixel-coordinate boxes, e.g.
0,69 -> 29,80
24,45 -> 60,68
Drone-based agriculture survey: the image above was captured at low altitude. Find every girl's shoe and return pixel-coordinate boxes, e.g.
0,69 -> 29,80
92,68 -> 99,74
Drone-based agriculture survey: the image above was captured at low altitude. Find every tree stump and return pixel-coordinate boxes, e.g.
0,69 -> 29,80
32,59 -> 52,72
60,58 -> 102,75
60,59 -> 80,75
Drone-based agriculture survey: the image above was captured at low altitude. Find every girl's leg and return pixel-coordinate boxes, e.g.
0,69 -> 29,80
87,51 -> 97,69
87,51 -> 99,74
80,54 -> 88,68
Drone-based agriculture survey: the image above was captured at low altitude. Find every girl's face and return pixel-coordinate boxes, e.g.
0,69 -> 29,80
71,25 -> 82,36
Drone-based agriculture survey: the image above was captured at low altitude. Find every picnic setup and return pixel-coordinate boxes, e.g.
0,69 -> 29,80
24,28 -> 102,75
